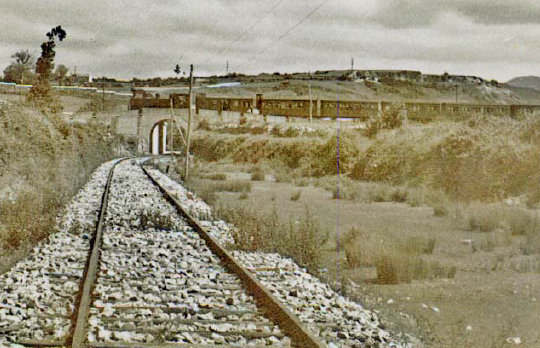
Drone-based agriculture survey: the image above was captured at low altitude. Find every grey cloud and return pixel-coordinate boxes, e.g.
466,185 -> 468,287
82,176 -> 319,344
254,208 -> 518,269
1,0 -> 540,81
370,0 -> 540,28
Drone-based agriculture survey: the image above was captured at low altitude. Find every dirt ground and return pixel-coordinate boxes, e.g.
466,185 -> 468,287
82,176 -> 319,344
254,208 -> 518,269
189,165 -> 540,348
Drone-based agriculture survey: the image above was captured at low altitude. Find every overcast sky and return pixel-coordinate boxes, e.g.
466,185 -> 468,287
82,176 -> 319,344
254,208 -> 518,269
2,0 -> 540,81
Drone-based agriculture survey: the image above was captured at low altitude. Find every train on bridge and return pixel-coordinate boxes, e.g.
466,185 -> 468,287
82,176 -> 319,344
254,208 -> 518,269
129,90 -> 540,121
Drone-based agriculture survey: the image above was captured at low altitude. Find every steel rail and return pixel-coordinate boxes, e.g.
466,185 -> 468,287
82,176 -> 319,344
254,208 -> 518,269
67,158 -> 129,348
141,164 -> 327,348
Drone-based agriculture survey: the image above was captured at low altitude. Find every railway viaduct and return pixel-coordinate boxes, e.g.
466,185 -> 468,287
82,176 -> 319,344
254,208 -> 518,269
110,92 -> 540,154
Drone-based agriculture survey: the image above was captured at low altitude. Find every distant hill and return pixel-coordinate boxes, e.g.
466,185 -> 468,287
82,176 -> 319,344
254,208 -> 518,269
507,76 -> 540,91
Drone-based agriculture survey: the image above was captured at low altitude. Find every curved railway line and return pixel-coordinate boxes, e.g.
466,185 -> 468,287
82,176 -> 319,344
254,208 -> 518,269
1,158 -> 413,348
1,159 -> 323,348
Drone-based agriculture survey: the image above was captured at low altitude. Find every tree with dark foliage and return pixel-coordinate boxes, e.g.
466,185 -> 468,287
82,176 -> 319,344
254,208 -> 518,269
28,26 -> 67,110
55,64 -> 69,86
3,49 -> 34,84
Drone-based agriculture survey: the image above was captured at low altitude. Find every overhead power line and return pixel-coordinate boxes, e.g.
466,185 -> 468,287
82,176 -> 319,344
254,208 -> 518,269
247,0 -> 330,64
202,0 -> 286,68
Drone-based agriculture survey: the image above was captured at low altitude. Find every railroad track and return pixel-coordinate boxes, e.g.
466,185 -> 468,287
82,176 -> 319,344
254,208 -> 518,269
1,159 -> 324,348
0,160 -> 121,346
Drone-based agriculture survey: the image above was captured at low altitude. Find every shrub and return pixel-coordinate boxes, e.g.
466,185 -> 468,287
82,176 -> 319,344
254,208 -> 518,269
283,127 -> 301,138
389,188 -> 408,203
197,118 -> 211,131
204,180 -> 252,193
504,208 -> 540,236
433,205 -> 449,217
290,190 -> 302,201
381,102 -> 406,129
467,206 -> 501,232
272,161 -> 294,183
216,206 -> 328,273
0,103 -> 122,257
208,173 -> 227,181
331,182 -> 359,200
375,251 -> 455,284
0,192 -> 54,250
239,191 -> 249,200
375,254 -> 399,284
294,177 -> 310,187
341,228 -> 363,268
351,140 -> 420,184
239,115 -> 247,125
521,229 -> 540,255
400,236 -> 436,255
467,205 -> 540,234
312,131 -> 360,177
183,179 -> 252,205
271,125 -> 282,137
251,168 -> 265,181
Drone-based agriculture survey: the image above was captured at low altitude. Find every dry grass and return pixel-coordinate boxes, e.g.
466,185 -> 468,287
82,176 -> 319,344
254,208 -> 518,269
0,192 -> 54,250
466,204 -> 540,235
206,173 -> 227,181
184,178 -> 252,205
192,115 -> 540,205
0,102 -> 124,254
271,161 -> 294,183
341,227 -> 363,268
215,205 -> 328,273
521,229 -> 540,255
471,231 -> 512,253
139,209 -> 175,231
433,205 -> 449,217
340,225 -> 450,285
175,117 -> 540,347
374,252 -> 456,284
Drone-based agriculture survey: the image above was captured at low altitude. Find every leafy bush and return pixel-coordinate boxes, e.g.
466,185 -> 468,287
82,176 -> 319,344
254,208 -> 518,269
311,131 -> 359,177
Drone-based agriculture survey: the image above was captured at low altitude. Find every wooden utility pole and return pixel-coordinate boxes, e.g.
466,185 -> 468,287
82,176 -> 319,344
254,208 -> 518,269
20,73 -> 23,102
169,98 -> 174,156
308,72 -> 313,124
102,82 -> 105,111
184,64 -> 194,181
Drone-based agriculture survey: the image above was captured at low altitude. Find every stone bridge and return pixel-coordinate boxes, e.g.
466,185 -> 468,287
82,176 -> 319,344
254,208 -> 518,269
115,108 -> 191,154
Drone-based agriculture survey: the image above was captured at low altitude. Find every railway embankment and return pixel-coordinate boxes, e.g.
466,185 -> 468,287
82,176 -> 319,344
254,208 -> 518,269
0,100 -> 131,272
